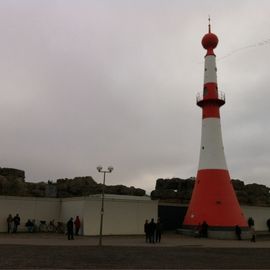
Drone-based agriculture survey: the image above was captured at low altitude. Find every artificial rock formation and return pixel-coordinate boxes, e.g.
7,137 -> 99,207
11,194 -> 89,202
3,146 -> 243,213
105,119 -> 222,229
1,167 -> 269,205
151,178 -> 270,206
0,168 -> 145,198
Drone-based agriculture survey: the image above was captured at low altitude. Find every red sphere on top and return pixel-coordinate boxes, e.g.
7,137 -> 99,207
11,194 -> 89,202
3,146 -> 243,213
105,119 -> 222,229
202,32 -> 218,50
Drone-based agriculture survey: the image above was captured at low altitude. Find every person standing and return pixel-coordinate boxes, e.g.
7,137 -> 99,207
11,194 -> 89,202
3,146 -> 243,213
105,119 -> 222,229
248,217 -> 254,228
74,216 -> 81,236
201,221 -> 208,238
13,214 -> 20,233
7,214 -> 13,233
155,218 -> 163,243
144,219 -> 150,243
67,217 -> 74,240
148,218 -> 156,244
235,225 -> 242,240
266,218 -> 270,232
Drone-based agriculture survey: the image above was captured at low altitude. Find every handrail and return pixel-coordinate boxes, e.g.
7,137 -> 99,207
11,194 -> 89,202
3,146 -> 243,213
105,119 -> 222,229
196,90 -> 225,103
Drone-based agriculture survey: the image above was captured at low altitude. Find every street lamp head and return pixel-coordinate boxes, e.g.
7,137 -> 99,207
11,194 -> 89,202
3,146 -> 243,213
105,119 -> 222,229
97,165 -> 103,172
108,166 -> 114,172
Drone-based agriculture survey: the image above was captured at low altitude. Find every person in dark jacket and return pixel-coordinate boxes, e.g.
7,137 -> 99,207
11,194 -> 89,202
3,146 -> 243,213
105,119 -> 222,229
148,218 -> 156,243
144,219 -> 150,243
235,225 -> 242,240
248,217 -> 254,228
67,218 -> 74,240
13,214 -> 20,233
25,219 -> 34,233
266,218 -> 270,232
7,214 -> 13,233
155,218 -> 163,243
201,221 -> 208,238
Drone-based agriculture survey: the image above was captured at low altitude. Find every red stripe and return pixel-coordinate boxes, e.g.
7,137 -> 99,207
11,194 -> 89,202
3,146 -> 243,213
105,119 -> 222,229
198,83 -> 222,118
183,169 -> 247,227
203,83 -> 218,97
202,104 -> 220,118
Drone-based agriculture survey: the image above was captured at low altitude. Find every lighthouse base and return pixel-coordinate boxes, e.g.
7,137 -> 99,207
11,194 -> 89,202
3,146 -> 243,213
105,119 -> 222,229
179,226 -> 251,240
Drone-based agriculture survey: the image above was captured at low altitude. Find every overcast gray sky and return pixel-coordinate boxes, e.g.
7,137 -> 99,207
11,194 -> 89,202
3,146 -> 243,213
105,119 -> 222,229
0,0 -> 270,193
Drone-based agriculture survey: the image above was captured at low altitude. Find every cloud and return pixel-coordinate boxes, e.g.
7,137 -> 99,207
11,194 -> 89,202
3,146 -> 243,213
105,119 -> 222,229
0,1 -> 270,193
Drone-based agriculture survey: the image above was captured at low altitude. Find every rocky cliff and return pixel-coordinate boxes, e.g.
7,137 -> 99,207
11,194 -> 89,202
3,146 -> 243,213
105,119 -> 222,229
151,177 -> 270,206
1,167 -> 269,206
0,168 -> 145,198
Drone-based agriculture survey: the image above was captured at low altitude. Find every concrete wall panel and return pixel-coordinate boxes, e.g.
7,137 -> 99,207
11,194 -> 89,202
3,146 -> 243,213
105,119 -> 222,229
242,205 -> 270,231
0,196 -> 60,232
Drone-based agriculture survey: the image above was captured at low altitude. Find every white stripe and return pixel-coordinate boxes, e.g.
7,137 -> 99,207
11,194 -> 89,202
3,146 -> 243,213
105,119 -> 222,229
204,55 -> 217,84
198,118 -> 228,170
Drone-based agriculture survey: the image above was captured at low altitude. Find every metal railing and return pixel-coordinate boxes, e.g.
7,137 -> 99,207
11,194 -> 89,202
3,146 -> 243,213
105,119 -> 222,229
196,90 -> 225,103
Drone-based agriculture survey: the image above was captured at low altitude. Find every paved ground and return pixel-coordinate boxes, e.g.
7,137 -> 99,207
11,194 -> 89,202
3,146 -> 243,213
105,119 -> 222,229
1,233 -> 270,269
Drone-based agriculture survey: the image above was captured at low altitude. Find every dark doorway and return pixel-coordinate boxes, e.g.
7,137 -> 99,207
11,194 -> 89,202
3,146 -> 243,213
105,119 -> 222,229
158,204 -> 188,231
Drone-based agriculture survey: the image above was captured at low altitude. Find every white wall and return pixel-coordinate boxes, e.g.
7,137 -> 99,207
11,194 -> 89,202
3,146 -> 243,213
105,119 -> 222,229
81,198 -> 100,236
0,195 -> 158,235
4,196 -> 268,234
83,196 -> 158,235
60,198 -> 85,234
242,205 -> 270,231
0,196 -> 60,232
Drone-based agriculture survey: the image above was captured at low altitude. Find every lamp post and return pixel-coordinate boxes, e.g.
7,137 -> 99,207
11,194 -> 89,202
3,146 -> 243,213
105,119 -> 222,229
96,165 -> 113,246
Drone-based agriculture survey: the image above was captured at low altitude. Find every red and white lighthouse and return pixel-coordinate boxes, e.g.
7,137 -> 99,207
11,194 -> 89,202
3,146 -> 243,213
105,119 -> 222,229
183,20 -> 248,236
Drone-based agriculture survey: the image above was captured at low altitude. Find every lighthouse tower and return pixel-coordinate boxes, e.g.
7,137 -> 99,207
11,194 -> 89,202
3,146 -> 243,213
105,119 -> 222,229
183,20 -> 248,237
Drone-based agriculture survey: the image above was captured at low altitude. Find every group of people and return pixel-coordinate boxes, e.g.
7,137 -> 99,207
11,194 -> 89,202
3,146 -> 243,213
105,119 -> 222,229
5,213 -> 269,243
144,218 -> 163,243
66,216 -> 81,240
6,214 -> 21,233
235,217 -> 256,242
6,213 -> 80,237
194,218 -> 257,242
194,221 -> 209,238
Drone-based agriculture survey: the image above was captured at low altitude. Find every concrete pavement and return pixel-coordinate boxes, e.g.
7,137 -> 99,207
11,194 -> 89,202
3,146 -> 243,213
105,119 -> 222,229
1,233 -> 270,269
1,232 -> 270,248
